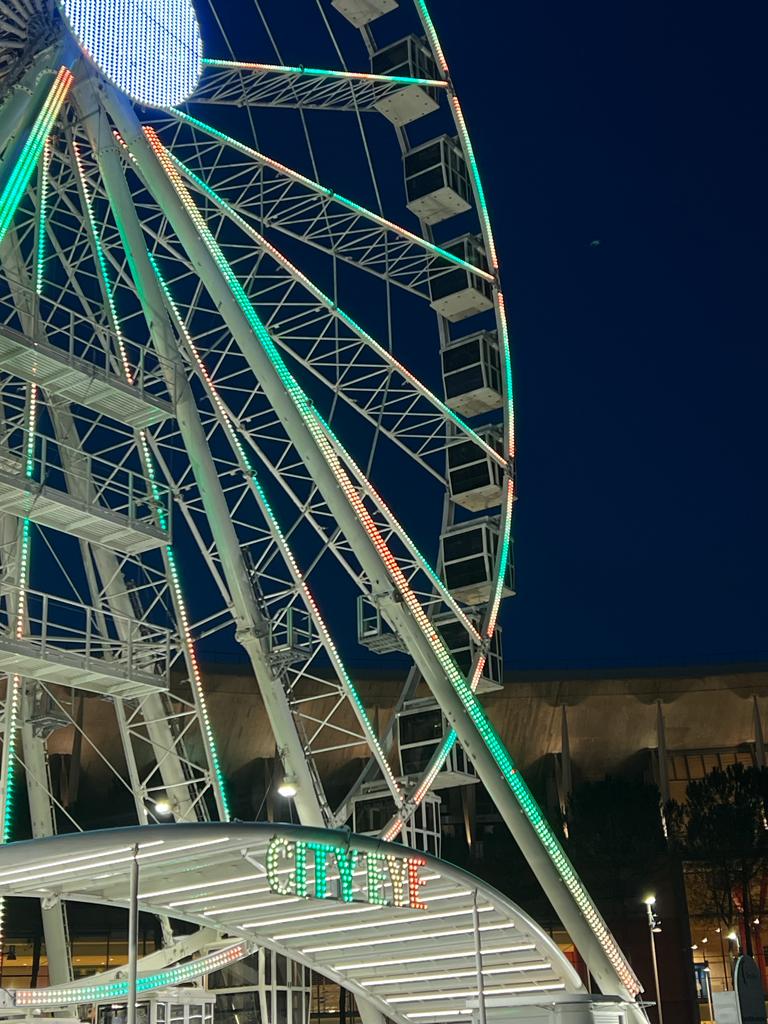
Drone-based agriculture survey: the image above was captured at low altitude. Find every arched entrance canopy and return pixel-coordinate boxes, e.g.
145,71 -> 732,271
0,824 -> 584,1022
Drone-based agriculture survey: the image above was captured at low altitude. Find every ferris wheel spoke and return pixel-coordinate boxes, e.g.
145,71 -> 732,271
191,58 -> 448,112
5,127 -> 231,830
167,108 -> 493,296
148,252 -> 403,810
167,147 -> 504,477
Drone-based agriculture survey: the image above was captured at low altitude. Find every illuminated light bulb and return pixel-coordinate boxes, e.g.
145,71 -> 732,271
153,798 -> 172,816
277,777 -> 298,798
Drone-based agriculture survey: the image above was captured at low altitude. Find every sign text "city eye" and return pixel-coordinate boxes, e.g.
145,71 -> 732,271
266,836 -> 428,911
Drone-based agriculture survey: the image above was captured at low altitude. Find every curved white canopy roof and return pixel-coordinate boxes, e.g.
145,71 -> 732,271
0,823 -> 584,1022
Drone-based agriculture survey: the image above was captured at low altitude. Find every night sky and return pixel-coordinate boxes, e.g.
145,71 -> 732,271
428,0 -> 767,670
192,0 -> 767,673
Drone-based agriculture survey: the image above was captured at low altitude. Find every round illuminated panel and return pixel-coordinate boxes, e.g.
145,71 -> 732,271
58,0 -> 202,108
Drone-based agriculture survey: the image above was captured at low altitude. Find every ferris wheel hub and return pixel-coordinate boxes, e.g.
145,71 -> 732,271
56,0 -> 203,108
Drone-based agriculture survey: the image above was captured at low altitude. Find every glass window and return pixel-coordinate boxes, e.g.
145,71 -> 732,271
445,555 -> 489,590
442,338 -> 481,373
404,141 -> 443,177
445,366 -> 485,399
430,266 -> 468,302
399,709 -> 442,744
402,743 -> 438,774
443,527 -> 486,561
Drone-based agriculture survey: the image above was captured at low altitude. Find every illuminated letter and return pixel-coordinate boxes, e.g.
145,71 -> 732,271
385,853 -> 408,907
294,841 -> 308,897
334,847 -> 359,902
365,853 -> 387,906
308,842 -> 332,899
406,856 -> 428,910
266,837 -> 295,895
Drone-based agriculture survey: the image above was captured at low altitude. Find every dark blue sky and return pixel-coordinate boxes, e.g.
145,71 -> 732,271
429,0 -> 767,670
190,0 -> 767,673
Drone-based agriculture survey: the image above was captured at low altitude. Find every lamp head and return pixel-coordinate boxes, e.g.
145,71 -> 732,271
277,777 -> 298,798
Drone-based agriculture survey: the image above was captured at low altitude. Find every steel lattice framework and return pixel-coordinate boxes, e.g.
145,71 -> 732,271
0,0 -> 645,1020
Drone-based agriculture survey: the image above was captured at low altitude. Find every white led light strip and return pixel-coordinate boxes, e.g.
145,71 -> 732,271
13,941 -> 251,1007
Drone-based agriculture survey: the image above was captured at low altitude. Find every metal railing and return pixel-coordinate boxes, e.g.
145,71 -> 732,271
0,586 -> 172,687
0,429 -> 170,534
0,279 -> 172,403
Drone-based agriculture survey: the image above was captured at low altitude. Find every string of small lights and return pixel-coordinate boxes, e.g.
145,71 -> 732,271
70,140 -> 229,820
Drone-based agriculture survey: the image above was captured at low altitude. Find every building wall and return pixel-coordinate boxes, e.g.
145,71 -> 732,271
54,663 -> 768,790
201,663 -> 768,780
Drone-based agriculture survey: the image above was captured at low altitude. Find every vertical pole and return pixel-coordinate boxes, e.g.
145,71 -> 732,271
646,902 -> 663,1024
719,930 -> 729,990
754,696 -> 765,769
705,967 -> 714,1023
128,844 -> 139,1024
656,701 -> 670,806
472,890 -> 486,1024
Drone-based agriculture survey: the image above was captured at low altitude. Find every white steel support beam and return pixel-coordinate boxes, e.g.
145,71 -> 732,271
0,229 -> 199,828
106,90 -> 644,1018
0,222 -> 72,982
80,82 -> 324,828
20,685 -> 71,985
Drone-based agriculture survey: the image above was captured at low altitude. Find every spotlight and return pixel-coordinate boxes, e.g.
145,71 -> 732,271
643,894 -> 656,906
277,777 -> 298,798
154,798 -> 172,816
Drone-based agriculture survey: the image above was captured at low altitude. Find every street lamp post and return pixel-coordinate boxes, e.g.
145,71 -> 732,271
644,895 -> 663,1024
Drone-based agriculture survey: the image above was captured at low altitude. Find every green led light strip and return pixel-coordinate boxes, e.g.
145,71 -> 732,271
148,252 -> 402,809
70,142 -> 230,820
201,58 -> 448,90
168,108 -> 495,283
0,385 -> 39,951
0,67 -> 72,245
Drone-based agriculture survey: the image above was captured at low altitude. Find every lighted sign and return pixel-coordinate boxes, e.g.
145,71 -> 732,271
58,0 -> 203,108
267,837 -> 428,911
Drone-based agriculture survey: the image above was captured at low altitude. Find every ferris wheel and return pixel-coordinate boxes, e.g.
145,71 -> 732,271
0,0 -> 641,1012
